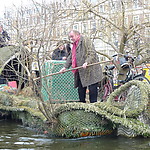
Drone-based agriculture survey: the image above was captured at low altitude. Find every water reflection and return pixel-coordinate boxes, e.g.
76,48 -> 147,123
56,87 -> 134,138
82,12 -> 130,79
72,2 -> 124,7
0,120 -> 149,150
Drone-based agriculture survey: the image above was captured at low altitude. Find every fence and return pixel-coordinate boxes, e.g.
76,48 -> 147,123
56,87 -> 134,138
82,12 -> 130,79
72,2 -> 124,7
41,60 -> 79,103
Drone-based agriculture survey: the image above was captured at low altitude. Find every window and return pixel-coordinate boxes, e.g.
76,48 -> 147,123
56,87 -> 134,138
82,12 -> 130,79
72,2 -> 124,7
83,13 -> 88,20
112,32 -> 118,47
33,17 -> 37,25
72,0 -> 79,6
124,2 -> 128,9
89,0 -> 97,3
144,0 -> 149,5
124,17 -> 128,26
64,0 -> 67,5
7,20 -> 11,26
110,1 -> 117,11
63,26 -> 67,36
82,23 -> 88,33
73,12 -> 78,18
100,19 -> 105,25
133,16 -> 139,25
73,24 -> 79,30
29,17 -> 33,25
133,0 -> 139,8
145,28 -> 150,38
26,18 -> 29,25
99,32 -> 103,38
90,21 -> 96,32
56,28 -> 60,37
99,5 -> 105,13
145,14 -> 150,22
62,12 -> 67,17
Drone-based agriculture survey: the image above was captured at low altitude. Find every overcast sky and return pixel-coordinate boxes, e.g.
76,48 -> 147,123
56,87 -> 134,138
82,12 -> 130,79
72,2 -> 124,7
0,0 -> 51,18
0,0 -> 29,17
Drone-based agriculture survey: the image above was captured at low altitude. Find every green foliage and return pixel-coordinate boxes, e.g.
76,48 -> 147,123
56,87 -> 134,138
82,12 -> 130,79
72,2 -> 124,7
0,91 -> 13,106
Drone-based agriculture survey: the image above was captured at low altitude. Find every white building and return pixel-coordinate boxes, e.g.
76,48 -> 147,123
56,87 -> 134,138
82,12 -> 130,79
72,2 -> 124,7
0,0 -> 149,60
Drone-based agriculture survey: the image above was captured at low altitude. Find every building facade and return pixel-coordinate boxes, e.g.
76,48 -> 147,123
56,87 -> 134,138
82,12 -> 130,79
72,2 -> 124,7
0,0 -> 149,60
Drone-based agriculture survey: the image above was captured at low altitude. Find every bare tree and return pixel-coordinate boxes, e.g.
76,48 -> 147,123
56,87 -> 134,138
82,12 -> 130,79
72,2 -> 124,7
1,0 -> 149,123
77,0 -> 150,81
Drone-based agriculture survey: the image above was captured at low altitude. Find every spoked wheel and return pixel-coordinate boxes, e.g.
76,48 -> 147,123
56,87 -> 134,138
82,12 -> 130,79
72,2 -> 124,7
107,80 -> 147,110
114,85 -> 141,105
98,78 -> 113,102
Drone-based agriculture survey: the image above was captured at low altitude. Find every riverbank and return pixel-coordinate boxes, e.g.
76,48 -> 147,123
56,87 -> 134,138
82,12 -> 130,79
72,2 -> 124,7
0,91 -> 55,136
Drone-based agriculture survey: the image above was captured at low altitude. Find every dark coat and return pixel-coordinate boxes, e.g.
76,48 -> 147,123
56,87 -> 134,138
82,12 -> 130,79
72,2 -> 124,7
0,30 -> 10,47
0,30 -> 10,42
52,49 -> 67,60
64,36 -> 103,88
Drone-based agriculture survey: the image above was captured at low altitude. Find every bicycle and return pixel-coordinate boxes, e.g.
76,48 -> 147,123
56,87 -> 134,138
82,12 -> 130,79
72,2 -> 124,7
98,54 -> 150,102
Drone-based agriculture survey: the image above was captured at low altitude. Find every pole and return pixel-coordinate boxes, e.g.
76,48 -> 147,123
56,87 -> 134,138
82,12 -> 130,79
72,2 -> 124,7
33,60 -> 112,81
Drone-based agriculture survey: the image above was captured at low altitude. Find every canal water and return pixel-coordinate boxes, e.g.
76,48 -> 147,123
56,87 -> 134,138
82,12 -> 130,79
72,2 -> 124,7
0,120 -> 149,150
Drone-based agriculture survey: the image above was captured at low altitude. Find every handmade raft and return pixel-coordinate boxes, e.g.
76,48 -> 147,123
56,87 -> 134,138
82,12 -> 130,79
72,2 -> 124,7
0,80 -> 150,138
